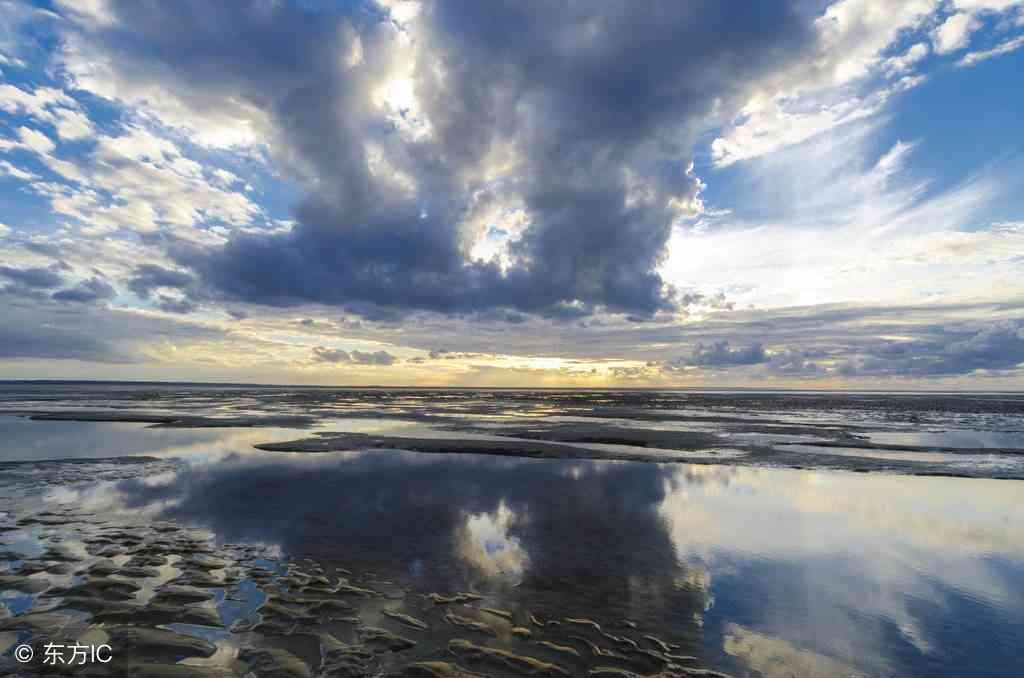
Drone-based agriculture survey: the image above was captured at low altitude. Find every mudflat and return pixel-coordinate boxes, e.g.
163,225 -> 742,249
1,384 -> 1022,676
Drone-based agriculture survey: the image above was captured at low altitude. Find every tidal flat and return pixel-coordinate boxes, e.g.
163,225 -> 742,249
1,384 -> 1023,677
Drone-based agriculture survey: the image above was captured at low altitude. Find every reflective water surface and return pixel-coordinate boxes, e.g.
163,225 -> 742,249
0,414 -> 1020,676
865,429 -> 1024,449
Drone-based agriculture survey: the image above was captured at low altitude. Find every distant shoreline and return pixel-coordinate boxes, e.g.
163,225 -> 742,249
0,379 -> 1021,394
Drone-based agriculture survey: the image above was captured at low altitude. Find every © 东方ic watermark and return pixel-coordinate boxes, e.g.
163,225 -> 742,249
13,642 -> 113,665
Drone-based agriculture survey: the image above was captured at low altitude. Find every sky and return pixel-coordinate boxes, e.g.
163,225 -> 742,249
0,0 -> 1022,388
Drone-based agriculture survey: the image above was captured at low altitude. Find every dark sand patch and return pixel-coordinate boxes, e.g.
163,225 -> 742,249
253,429 -> 1024,479
255,432 -> 730,463
24,410 -> 317,429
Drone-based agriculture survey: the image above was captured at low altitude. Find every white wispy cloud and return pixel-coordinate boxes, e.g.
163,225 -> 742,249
0,83 -> 94,142
957,33 -> 1024,64
932,13 -> 980,54
15,125 -> 55,154
712,0 -> 1024,167
0,113 -> 264,240
668,118 -> 1023,311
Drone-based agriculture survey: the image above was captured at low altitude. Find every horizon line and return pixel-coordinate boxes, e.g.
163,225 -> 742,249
0,378 -> 1021,394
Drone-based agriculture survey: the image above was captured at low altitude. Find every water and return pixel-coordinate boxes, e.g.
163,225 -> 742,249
866,429 -> 1024,449
1,384 -> 1023,676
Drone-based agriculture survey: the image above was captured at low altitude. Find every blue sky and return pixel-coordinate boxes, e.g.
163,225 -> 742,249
0,0 -> 1023,387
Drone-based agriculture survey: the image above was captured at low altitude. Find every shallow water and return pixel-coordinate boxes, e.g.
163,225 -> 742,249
865,429 -> 1024,450
779,443 -> 1020,465
1,386 -> 1024,676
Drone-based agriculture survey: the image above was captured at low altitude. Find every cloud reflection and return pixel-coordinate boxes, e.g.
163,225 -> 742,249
659,465 -> 1024,675
456,500 -> 528,577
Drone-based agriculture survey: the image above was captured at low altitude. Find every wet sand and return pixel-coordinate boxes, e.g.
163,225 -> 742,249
0,502 -> 723,677
7,386 -> 1024,478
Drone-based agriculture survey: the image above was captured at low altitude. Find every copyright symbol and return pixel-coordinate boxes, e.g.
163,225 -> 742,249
14,644 -> 33,662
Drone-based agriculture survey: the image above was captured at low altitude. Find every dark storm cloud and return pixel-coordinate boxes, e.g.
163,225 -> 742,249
72,0 -> 815,319
52,277 -> 116,303
0,264 -> 64,289
311,346 -> 397,365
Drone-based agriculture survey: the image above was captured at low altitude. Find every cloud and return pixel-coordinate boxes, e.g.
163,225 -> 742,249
952,0 -> 1024,12
351,350 -> 397,366
932,13 -> 980,54
683,341 -> 768,368
0,321 -> 124,362
0,0 -> 1020,387
125,264 -> 202,313
638,313 -> 1024,380
709,0 -> 1024,167
840,319 -> 1024,376
15,125 -> 55,154
51,276 -> 116,303
0,264 -> 64,289
311,347 -> 349,364
311,346 -> 397,366
957,34 -> 1024,65
0,159 -> 40,180
0,116 -> 264,241
0,296 -> 223,364
665,113 -> 1024,314
127,263 -> 196,299
710,0 -> 941,166
765,349 -> 825,376
0,83 -> 97,141
150,294 -> 196,314
52,107 -> 94,140
0,84 -> 74,123
54,0 -> 816,319
883,42 -> 930,74
427,348 -> 482,360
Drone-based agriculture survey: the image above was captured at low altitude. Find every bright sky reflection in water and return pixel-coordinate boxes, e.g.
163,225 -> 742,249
3,419 -> 1024,677
658,465 -> 1024,676
865,429 -> 1024,449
